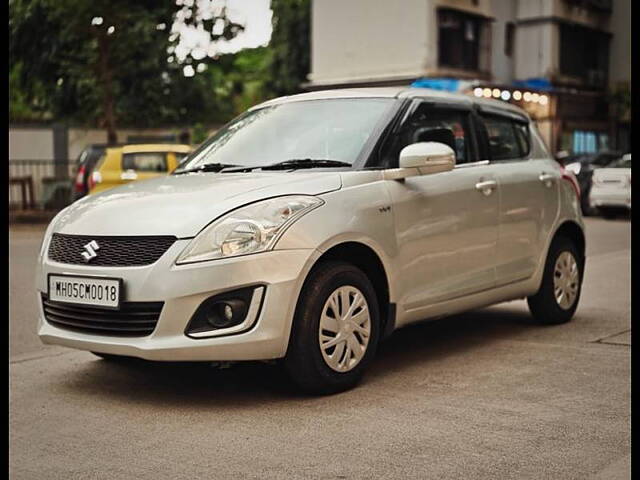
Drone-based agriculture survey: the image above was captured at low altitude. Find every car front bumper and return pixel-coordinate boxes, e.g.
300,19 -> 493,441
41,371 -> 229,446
36,239 -> 320,361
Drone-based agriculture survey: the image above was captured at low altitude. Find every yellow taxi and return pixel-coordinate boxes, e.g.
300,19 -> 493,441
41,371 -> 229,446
89,144 -> 192,194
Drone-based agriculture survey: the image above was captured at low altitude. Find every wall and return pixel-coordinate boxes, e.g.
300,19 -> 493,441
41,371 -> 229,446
608,0 -> 630,87
66,127 -> 189,161
9,128 -> 54,160
514,21 -> 557,80
309,0 -> 430,86
514,0 -> 558,81
9,126 -> 191,162
490,0 -> 517,84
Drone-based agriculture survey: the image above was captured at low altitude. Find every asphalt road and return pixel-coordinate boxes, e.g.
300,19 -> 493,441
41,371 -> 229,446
9,217 -> 630,479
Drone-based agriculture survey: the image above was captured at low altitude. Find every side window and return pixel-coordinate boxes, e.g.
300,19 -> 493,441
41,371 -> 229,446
122,153 -> 167,172
379,104 -> 474,167
514,123 -> 530,157
481,115 -> 529,160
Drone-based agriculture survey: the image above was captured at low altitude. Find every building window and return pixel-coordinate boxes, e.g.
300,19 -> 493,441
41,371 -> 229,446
438,9 -> 485,71
504,22 -> 514,57
559,23 -> 609,87
569,130 -> 611,154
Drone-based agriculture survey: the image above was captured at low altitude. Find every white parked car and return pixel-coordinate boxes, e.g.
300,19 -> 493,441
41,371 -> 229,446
589,153 -> 631,218
36,88 -> 586,394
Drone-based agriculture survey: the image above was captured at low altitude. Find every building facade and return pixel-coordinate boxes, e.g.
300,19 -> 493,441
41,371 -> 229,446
307,0 -> 630,154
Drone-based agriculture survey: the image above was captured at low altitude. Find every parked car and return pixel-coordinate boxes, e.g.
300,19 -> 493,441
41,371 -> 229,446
88,144 -> 192,194
589,153 -> 631,218
72,144 -> 116,200
36,88 -> 585,394
562,151 -> 622,215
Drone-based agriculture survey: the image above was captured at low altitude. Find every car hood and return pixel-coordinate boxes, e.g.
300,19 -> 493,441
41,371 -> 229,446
53,172 -> 342,237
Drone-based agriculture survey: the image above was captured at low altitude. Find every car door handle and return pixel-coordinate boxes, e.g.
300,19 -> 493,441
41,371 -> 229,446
121,170 -> 138,181
475,180 -> 497,196
539,172 -> 555,187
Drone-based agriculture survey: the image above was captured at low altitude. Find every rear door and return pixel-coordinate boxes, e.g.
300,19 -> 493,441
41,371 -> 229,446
476,108 -> 560,286
381,100 -> 500,313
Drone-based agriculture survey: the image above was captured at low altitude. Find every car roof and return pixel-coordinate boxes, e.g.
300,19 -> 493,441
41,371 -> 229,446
251,86 -> 530,119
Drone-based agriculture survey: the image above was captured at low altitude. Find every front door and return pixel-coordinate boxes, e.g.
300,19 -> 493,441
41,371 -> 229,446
381,102 -> 500,316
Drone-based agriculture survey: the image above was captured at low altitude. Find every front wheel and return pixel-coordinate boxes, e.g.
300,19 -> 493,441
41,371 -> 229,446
527,236 -> 583,324
284,261 -> 380,395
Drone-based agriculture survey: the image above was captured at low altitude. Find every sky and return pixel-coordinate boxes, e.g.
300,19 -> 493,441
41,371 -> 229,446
171,0 -> 273,75
219,0 -> 273,53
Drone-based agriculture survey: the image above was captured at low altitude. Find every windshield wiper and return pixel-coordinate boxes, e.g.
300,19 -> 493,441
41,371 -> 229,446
173,163 -> 239,175
220,158 -> 352,173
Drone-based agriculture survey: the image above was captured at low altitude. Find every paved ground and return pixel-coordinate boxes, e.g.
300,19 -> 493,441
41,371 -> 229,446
9,218 -> 630,479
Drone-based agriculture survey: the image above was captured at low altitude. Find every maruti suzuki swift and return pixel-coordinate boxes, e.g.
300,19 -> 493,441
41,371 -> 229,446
36,87 -> 586,394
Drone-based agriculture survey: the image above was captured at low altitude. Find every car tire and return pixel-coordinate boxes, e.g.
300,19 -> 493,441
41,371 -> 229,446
284,261 -> 380,395
580,197 -> 596,217
527,236 -> 583,325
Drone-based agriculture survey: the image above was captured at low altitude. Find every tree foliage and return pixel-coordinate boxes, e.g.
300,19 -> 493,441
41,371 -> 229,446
9,0 -> 312,132
9,0 -> 244,134
268,0 -> 310,96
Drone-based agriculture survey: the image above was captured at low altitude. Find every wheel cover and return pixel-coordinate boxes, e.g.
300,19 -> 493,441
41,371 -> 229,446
318,285 -> 371,372
553,251 -> 579,310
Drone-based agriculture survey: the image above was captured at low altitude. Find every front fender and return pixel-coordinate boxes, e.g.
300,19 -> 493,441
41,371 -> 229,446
275,176 -> 399,302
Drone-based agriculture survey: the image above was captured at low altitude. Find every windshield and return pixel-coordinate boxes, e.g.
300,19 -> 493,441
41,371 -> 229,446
175,98 -> 394,173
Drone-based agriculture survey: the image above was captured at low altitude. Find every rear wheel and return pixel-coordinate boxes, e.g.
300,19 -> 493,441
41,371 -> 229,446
527,236 -> 583,325
284,261 -> 380,395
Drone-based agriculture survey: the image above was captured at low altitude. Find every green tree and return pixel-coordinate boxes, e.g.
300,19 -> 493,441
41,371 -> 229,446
9,0 -> 243,139
9,62 -> 51,122
268,0 -> 311,96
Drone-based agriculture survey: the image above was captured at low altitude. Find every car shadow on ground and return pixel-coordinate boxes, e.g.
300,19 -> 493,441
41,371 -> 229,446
587,213 -> 631,222
53,303 -> 542,406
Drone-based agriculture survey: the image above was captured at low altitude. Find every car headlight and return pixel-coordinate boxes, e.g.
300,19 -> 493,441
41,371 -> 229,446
565,162 -> 582,175
176,195 -> 324,264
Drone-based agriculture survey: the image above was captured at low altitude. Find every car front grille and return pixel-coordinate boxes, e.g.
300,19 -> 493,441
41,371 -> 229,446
41,295 -> 163,337
47,233 -> 176,267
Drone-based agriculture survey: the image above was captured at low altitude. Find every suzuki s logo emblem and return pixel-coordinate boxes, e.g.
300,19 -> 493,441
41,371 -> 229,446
81,240 -> 100,262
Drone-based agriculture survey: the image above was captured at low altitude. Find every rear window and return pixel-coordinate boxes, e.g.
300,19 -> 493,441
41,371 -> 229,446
481,115 -> 530,160
122,152 -> 167,172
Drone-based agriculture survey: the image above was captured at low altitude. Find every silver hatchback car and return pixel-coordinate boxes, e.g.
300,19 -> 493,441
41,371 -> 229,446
36,87 -> 585,394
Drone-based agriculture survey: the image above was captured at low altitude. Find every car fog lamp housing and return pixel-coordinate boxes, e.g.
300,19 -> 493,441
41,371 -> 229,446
185,286 -> 265,338
176,195 -> 323,264
204,299 -> 246,329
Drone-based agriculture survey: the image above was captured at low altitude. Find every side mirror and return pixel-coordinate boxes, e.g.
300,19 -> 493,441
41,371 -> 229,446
383,142 -> 455,180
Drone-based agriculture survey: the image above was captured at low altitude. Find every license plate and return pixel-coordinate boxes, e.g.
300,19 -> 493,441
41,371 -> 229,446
48,274 -> 122,309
